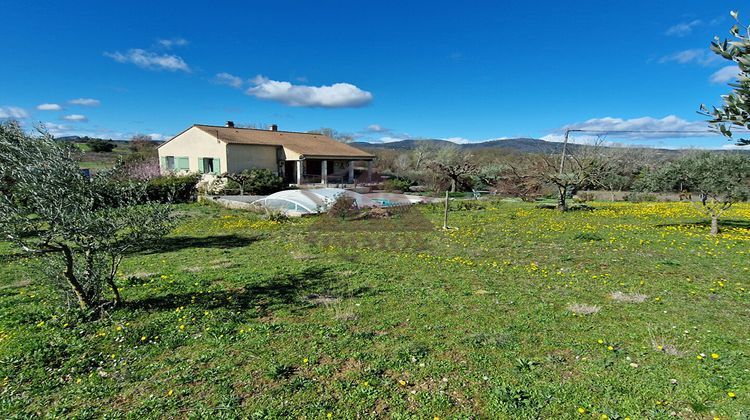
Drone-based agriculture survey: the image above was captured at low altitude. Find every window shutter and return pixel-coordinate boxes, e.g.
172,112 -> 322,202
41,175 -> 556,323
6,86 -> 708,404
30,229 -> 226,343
198,158 -> 205,173
213,158 -> 221,174
178,157 -> 189,170
160,156 -> 167,171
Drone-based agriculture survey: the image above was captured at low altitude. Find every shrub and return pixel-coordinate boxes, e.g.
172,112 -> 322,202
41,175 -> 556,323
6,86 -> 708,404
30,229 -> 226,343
88,139 -> 116,153
574,232 -> 603,241
223,169 -> 283,195
146,174 -> 200,203
575,191 -> 596,202
383,177 -> 412,192
327,195 -> 358,219
623,192 -> 657,202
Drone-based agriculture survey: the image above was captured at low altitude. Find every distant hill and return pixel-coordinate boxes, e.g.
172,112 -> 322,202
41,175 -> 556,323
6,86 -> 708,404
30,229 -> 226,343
56,135 -> 130,144
353,137 -> 596,154
353,138 -> 716,157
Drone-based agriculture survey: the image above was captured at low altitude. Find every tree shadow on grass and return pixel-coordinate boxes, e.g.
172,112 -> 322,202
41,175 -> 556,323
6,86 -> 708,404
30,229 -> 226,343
656,219 -> 750,230
124,265 -> 373,314
134,234 -> 265,255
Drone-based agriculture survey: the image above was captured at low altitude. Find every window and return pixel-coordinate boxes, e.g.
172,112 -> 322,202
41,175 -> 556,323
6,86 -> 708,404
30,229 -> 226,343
199,157 -> 221,174
164,156 -> 175,170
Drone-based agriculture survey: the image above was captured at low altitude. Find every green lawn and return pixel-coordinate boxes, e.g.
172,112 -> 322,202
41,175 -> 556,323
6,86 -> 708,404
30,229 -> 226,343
1,201 -> 748,418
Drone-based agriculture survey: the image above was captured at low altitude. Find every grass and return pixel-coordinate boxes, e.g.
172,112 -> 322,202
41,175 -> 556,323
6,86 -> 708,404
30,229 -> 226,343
75,142 -> 134,171
1,200 -> 749,418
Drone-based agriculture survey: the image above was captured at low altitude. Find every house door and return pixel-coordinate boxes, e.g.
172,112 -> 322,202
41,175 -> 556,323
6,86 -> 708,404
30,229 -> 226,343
284,161 -> 296,183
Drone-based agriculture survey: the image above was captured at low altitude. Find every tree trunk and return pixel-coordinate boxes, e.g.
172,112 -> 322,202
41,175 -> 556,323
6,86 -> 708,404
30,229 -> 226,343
106,277 -> 122,306
450,178 -> 457,193
710,216 -> 719,236
556,187 -> 568,212
60,245 -> 92,310
610,191 -> 616,202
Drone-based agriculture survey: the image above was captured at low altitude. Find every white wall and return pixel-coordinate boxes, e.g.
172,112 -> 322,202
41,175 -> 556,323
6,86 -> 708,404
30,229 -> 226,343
158,126 -> 227,174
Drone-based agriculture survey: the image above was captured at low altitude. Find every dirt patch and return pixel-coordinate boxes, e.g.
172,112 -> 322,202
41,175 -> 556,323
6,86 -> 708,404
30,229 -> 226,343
610,291 -> 648,303
567,303 -> 600,315
305,293 -> 341,306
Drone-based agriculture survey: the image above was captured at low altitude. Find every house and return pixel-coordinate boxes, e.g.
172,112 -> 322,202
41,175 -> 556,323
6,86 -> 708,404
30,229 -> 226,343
157,122 -> 376,185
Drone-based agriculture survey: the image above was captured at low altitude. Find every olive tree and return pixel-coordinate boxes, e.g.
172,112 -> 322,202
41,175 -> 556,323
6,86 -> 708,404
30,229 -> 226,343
701,10 -> 750,145
646,152 -> 750,235
0,122 -> 173,312
427,145 -> 477,192
539,148 -> 603,212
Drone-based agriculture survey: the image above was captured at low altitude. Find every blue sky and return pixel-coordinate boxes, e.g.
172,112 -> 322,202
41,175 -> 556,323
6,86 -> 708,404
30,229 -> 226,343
0,0 -> 745,148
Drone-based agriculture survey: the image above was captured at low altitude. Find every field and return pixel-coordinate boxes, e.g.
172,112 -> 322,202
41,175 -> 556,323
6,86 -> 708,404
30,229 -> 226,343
1,201 -> 749,418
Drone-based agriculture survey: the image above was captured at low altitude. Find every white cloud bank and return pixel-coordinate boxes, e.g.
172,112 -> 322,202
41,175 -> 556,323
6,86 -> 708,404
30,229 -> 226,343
710,65 -> 739,84
543,116 -> 714,142
665,20 -> 702,37
213,72 -> 244,88
0,106 -> 29,119
157,38 -> 188,48
246,75 -> 373,108
105,49 -> 190,72
62,114 -> 88,122
659,49 -> 718,66
366,124 -> 389,133
69,98 -> 100,106
37,103 -> 62,111
442,137 -> 470,144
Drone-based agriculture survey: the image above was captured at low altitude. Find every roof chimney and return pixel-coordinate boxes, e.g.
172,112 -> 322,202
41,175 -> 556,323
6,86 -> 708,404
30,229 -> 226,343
270,124 -> 278,132
225,120 -> 235,128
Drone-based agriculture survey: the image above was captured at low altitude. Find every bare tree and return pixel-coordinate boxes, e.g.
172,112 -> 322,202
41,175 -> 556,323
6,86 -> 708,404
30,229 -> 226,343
308,127 -> 354,143
427,145 -> 478,192
590,147 -> 648,201
540,140 -> 604,211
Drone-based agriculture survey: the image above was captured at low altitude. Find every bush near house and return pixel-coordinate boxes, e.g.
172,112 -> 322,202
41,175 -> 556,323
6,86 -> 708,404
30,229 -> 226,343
223,168 -> 284,195
146,174 -> 201,203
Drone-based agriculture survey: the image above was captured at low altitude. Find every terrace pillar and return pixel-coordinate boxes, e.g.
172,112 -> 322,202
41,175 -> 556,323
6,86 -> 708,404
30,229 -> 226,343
367,161 -> 373,183
296,160 -> 303,185
321,160 -> 328,185
348,161 -> 355,183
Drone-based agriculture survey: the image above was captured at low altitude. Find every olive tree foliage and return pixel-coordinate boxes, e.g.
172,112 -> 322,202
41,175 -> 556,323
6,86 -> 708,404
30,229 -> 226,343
539,147 -> 604,212
426,145 -> 478,192
645,152 -> 750,235
590,148 -> 649,201
701,11 -> 750,145
0,122 -> 173,312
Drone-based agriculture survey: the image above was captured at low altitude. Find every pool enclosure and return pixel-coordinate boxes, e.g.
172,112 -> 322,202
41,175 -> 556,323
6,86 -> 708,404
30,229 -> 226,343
251,188 -> 377,215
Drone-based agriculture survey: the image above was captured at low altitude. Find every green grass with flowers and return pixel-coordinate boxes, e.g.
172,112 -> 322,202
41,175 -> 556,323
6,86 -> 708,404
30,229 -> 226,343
0,200 -> 748,418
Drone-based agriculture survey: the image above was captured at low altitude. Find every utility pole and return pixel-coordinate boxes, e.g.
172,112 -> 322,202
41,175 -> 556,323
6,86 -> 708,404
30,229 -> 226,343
559,129 -> 582,176
443,191 -> 449,230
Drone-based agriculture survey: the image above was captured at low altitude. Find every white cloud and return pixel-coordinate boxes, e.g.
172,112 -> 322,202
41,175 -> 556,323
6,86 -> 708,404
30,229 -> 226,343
68,98 -> 100,106
147,133 -> 169,141
62,114 -> 88,122
0,106 -> 29,119
710,65 -> 739,84
366,124 -> 389,133
157,38 -> 188,48
665,20 -> 702,37
246,75 -> 373,108
36,103 -> 62,111
213,72 -> 244,88
105,49 -> 190,72
41,122 -> 69,136
721,143 -> 748,150
543,115 -> 714,141
659,49 -> 719,66
443,137 -> 470,144
377,136 -> 408,143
